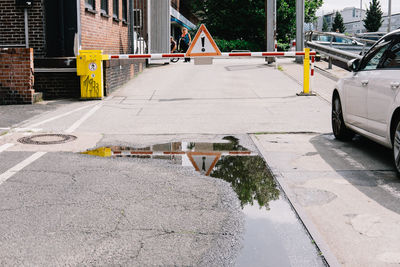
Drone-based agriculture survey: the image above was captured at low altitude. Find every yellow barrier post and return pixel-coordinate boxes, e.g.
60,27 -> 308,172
76,50 -> 109,99
297,48 -> 316,96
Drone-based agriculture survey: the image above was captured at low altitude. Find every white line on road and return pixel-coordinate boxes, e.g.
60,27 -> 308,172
0,152 -> 46,186
27,102 -> 99,128
65,103 -> 103,133
0,143 -> 14,153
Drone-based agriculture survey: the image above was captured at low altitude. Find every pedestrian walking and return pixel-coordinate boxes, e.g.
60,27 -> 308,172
179,27 -> 191,62
170,36 -> 177,53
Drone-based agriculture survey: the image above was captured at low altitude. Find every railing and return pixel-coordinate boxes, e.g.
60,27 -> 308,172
305,41 -> 362,63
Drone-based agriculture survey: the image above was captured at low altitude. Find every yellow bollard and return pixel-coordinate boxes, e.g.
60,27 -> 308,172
76,50 -> 109,99
303,48 -> 310,94
297,48 -> 316,96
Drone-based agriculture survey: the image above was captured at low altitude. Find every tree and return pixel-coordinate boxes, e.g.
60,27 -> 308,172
322,17 -> 329,32
276,0 -> 324,43
331,11 -> 345,33
188,0 -> 324,49
363,0 -> 383,32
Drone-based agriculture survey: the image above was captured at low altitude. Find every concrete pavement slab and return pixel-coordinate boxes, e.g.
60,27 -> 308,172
253,133 -> 400,266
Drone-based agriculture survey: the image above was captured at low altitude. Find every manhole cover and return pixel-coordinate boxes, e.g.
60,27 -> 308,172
18,134 -> 77,145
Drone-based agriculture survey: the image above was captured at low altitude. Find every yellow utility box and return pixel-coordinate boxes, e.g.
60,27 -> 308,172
76,50 -> 109,99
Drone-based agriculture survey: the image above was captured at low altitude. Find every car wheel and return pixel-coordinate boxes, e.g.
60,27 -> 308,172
332,95 -> 354,140
393,120 -> 400,174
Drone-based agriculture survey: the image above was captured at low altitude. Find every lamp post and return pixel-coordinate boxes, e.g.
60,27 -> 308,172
295,0 -> 304,63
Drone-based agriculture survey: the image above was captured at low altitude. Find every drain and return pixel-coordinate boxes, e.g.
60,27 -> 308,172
18,134 -> 77,145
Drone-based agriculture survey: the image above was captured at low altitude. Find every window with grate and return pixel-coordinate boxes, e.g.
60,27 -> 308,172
101,0 -> 108,14
122,0 -> 127,22
85,0 -> 95,10
113,0 -> 119,19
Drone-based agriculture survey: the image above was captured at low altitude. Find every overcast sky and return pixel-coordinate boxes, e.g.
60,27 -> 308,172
317,0 -> 400,16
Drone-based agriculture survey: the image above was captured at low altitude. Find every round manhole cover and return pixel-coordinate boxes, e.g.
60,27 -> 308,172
18,134 -> 77,145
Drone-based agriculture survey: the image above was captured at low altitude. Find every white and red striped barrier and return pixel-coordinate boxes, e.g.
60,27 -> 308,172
109,51 -> 317,60
111,150 -> 257,157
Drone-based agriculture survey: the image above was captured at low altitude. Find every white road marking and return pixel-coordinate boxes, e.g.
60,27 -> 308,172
0,143 -> 14,153
65,103 -> 103,133
27,103 -> 98,128
0,152 -> 46,186
0,128 -> 10,130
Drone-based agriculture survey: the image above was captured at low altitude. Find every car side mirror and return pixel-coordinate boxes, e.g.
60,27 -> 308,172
348,58 -> 360,72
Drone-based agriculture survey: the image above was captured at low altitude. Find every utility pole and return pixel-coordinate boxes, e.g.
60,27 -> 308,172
295,0 -> 304,63
388,0 -> 392,33
265,0 -> 276,63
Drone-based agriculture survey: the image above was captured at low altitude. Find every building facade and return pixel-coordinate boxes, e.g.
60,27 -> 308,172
316,7 -> 400,35
0,0 -> 197,104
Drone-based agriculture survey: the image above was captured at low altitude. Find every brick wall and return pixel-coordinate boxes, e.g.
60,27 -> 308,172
80,0 -> 131,54
0,0 -> 46,58
104,59 -> 145,96
34,72 -> 80,100
0,48 -> 35,105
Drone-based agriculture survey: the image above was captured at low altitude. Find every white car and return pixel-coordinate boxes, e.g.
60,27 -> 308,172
332,30 -> 400,172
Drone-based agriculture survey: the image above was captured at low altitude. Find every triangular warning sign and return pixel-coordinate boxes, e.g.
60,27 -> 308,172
187,152 -> 221,176
186,24 -> 222,57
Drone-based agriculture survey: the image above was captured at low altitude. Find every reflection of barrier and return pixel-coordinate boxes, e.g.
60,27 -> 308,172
77,49 -> 317,100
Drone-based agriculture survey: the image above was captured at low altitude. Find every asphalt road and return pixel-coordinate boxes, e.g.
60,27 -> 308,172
1,58 -> 398,266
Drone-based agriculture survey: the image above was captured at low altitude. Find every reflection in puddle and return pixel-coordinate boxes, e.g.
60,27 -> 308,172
82,136 -> 324,266
83,136 -> 279,209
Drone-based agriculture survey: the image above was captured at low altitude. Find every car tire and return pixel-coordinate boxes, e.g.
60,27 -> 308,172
332,95 -> 354,141
392,120 -> 400,174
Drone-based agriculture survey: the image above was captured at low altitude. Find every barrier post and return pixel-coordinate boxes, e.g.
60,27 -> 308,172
297,48 -> 316,96
76,50 -> 109,100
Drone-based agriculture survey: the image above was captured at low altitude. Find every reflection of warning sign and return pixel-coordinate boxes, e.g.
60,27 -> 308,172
187,152 -> 221,176
186,24 -> 221,57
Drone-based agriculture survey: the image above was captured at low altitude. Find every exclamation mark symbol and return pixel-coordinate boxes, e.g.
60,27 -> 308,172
201,36 -> 206,52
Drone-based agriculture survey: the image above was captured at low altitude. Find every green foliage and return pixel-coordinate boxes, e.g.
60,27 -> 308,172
210,136 -> 280,209
331,11 -> 345,33
277,42 -> 290,51
188,0 -> 324,49
277,0 -> 324,43
322,18 -> 329,32
363,0 -> 383,32
214,39 -> 261,52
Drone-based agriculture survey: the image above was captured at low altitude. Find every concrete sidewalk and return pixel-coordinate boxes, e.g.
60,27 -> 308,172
254,60 -> 400,266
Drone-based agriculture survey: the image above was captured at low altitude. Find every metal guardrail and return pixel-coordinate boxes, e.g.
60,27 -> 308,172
305,41 -> 363,63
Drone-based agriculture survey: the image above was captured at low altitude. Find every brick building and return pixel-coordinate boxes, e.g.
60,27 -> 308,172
0,0 -> 197,105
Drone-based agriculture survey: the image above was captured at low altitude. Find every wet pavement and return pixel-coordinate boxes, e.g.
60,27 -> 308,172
83,136 -> 326,266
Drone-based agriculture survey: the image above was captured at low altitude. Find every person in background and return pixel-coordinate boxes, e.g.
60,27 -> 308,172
179,27 -> 191,62
170,36 -> 177,53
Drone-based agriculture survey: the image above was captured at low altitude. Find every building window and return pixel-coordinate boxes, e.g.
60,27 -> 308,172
85,0 -> 95,10
101,0 -> 108,14
122,0 -> 127,22
113,0 -> 119,19
133,9 -> 142,28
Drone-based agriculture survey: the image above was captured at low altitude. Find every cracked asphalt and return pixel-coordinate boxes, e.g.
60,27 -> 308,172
0,152 -> 243,266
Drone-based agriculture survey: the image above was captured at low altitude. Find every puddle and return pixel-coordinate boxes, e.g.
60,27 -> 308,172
82,136 -> 325,266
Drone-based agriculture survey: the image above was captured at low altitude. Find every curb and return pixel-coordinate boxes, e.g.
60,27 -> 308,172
250,134 -> 342,267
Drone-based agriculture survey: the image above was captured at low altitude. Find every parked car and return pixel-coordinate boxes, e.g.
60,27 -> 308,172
307,31 -> 365,55
355,32 -> 386,42
331,30 -> 400,173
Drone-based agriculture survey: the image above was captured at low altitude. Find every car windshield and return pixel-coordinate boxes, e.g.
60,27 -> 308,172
319,35 -> 332,42
334,36 -> 352,44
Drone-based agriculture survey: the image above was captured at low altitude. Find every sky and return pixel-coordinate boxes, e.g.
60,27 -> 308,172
317,0 -> 400,16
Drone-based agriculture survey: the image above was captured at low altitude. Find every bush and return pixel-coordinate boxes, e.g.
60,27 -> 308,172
277,42 -> 290,51
214,39 -> 263,52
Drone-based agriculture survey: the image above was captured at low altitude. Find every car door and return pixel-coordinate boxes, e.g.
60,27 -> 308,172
345,41 -> 391,131
368,37 -> 400,138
